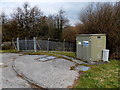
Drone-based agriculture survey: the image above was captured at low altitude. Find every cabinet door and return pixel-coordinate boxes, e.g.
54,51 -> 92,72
82,37 -> 91,61
76,37 -> 83,59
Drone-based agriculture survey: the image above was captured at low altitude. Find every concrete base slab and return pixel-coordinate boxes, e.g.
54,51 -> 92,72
14,55 -> 79,88
1,53 -> 31,88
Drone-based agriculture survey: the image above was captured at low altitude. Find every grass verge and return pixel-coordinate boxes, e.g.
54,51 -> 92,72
50,51 -> 76,58
73,60 -> 119,88
0,50 -> 19,53
24,51 -> 62,57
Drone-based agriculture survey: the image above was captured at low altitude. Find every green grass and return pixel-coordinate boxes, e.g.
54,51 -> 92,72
24,51 -> 60,57
24,51 -> 76,59
74,60 -> 119,88
0,50 -> 19,53
50,51 -> 76,58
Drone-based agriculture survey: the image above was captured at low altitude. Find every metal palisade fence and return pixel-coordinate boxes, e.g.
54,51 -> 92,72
13,37 -> 75,52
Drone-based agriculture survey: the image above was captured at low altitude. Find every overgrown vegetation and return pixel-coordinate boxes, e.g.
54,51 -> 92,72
2,45 -> 13,50
0,50 -> 19,53
74,60 -> 119,88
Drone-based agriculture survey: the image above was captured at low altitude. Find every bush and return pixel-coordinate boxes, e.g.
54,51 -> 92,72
110,52 -> 120,60
2,44 -> 13,50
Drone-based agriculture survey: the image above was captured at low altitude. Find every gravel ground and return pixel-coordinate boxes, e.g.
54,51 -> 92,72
14,55 -> 79,88
1,53 -> 31,88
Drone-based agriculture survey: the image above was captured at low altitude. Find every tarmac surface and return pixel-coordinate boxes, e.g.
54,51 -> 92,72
1,53 -> 90,88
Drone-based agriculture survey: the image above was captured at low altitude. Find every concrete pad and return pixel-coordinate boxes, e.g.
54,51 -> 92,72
14,55 -> 79,88
75,65 -> 90,71
2,78 -> 29,88
1,53 -> 31,88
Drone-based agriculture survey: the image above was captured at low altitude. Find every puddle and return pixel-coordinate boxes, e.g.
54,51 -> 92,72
46,56 -> 56,59
38,58 -> 48,62
37,56 -> 57,62
75,65 -> 90,71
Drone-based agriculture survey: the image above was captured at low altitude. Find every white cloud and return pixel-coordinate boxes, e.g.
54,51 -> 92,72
42,8 -> 58,15
0,1 -> 118,26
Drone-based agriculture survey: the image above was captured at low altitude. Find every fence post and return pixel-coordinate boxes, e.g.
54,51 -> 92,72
12,38 -> 17,50
47,38 -> 50,51
25,37 -> 27,50
33,37 -> 37,52
63,39 -> 65,51
17,37 -> 19,51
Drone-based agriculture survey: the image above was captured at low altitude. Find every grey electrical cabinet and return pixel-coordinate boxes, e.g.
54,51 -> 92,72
76,34 -> 106,62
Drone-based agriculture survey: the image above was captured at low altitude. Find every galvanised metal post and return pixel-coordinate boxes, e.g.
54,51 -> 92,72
63,39 -> 65,51
33,37 -> 37,52
25,37 -> 27,50
47,38 -> 50,51
17,37 -> 19,51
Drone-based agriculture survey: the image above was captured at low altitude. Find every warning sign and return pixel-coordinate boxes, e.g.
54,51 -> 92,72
83,41 -> 89,46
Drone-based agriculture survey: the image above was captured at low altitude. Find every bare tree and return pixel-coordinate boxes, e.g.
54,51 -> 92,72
11,2 -> 43,39
55,9 -> 69,39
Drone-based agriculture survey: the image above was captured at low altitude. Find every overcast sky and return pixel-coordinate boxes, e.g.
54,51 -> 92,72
0,0 -> 119,26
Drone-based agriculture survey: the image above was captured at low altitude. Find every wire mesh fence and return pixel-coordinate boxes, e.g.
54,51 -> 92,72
13,37 -> 75,52
19,40 -> 34,50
